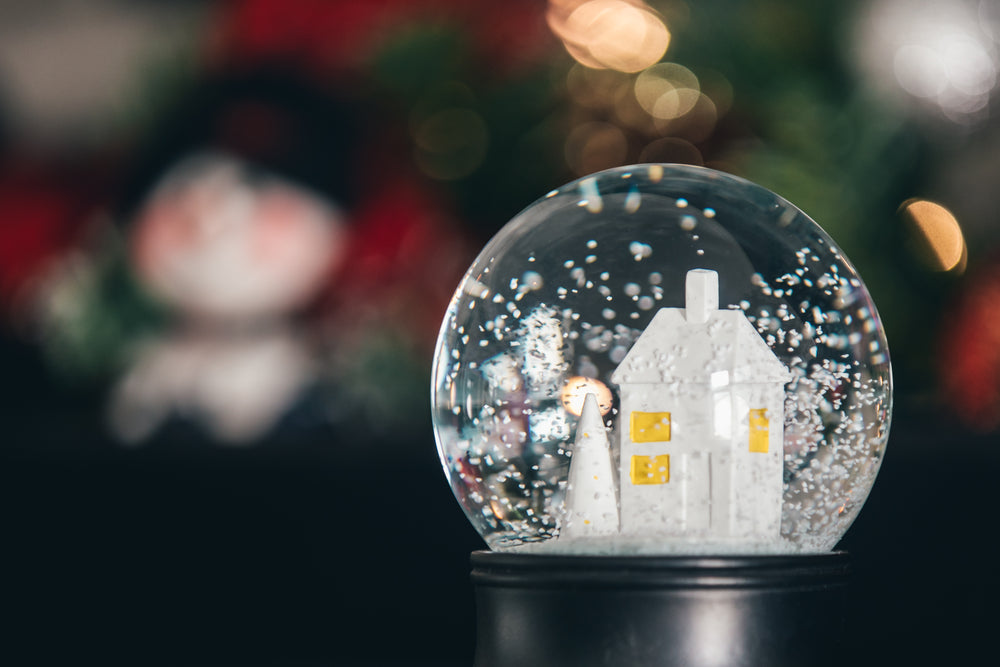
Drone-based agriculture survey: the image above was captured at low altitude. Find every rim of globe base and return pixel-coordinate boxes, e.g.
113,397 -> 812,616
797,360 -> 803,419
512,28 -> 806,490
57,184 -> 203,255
470,548 -> 852,591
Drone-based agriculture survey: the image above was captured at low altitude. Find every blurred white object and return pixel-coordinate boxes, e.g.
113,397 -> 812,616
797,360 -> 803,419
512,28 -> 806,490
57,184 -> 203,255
0,0 -> 207,147
110,329 -> 314,444
852,0 -> 999,125
131,152 -> 345,321
109,152 -> 347,444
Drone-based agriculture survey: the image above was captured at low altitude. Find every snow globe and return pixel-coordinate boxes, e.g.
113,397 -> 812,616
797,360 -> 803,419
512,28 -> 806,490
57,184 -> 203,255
431,164 -> 891,667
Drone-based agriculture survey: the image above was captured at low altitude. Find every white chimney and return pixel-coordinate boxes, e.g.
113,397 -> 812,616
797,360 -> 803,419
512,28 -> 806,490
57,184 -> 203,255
685,269 -> 719,323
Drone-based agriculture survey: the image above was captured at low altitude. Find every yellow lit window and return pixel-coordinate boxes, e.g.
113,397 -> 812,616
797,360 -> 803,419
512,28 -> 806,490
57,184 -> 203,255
749,408 -> 769,453
630,455 -> 670,485
630,411 -> 671,443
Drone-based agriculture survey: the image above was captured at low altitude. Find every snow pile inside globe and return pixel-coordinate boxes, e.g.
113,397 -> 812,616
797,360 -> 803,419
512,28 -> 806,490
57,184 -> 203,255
431,164 -> 891,555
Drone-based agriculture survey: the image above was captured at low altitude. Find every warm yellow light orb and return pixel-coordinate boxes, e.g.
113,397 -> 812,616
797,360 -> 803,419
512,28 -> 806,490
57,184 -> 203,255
549,0 -> 670,73
899,198 -> 967,273
561,376 -> 614,416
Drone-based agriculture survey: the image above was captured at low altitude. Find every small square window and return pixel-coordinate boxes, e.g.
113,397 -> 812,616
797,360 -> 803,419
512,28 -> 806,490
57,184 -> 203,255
630,411 -> 671,443
630,454 -> 670,485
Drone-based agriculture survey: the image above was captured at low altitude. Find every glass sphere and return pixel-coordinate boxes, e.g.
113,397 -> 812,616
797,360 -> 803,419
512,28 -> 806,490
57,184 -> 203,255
431,164 -> 891,555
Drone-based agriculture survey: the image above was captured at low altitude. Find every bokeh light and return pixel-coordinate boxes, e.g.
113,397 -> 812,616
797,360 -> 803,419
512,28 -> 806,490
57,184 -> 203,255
560,54 -> 725,176
853,0 -> 1000,125
899,198 -> 967,273
565,121 -> 629,175
414,107 -> 490,181
548,0 -> 670,73
560,375 -> 613,416
637,137 -> 703,165
634,63 -> 700,119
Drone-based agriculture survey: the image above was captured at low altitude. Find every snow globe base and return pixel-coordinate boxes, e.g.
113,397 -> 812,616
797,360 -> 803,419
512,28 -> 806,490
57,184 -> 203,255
470,550 -> 852,667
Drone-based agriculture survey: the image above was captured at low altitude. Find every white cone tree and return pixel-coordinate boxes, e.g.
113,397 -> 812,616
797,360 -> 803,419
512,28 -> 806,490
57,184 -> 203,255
561,392 -> 619,538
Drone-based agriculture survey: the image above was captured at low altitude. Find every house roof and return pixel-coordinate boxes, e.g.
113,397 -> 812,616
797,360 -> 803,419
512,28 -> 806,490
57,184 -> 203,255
611,270 -> 791,386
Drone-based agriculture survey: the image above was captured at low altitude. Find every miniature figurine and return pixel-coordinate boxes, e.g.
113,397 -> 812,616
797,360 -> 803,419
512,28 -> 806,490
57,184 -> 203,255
563,269 -> 791,541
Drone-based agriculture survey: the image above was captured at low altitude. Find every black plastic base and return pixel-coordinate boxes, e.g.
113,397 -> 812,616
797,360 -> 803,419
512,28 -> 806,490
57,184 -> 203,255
471,550 -> 852,667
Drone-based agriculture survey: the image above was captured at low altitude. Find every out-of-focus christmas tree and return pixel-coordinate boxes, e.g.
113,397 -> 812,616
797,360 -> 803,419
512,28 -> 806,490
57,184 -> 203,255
2,0 -> 1000,439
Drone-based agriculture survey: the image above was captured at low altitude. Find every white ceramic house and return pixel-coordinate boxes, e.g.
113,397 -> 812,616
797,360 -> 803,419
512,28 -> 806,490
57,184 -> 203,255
563,269 -> 791,543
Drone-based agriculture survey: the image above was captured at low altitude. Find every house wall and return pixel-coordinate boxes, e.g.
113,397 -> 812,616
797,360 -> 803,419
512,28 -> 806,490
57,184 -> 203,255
617,382 -> 784,540
727,383 -> 784,538
618,383 -> 711,535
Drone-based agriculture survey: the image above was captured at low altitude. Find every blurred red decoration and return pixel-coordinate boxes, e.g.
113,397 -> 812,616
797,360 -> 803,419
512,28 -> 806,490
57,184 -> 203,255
211,0 -> 553,75
939,258 -> 1000,431
0,161 -> 102,316
324,177 -> 471,351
